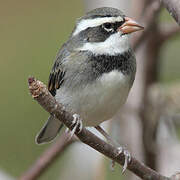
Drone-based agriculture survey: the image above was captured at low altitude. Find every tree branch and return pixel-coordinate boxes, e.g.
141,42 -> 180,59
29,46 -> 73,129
160,0 -> 180,25
158,23 -> 180,42
132,0 -> 178,172
19,132 -> 76,180
27,77 -> 171,180
132,1 -> 162,50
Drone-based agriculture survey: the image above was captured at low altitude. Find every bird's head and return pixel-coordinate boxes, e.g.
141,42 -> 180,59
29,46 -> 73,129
71,7 -> 144,56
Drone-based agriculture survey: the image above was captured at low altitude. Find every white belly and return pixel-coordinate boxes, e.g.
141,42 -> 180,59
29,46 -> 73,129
55,70 -> 131,126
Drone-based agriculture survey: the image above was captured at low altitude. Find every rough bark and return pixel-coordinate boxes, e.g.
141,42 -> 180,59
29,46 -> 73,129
26,77 -> 171,180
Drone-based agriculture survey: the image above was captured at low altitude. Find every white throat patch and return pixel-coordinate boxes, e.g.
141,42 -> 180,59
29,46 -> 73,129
73,16 -> 123,36
77,33 -> 130,55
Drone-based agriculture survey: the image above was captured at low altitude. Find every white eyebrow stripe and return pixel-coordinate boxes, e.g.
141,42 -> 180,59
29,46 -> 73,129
73,16 -> 123,36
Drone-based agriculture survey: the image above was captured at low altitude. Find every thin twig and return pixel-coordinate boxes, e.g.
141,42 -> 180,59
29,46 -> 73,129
19,132 -> 76,180
27,77 -> 171,180
132,1 -> 162,50
160,0 -> 180,25
95,125 -> 119,147
158,23 -> 180,42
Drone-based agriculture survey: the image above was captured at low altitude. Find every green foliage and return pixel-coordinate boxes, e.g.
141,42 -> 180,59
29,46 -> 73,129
0,0 -> 83,179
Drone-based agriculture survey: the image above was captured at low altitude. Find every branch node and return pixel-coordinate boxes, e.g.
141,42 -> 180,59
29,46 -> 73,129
28,77 -> 48,98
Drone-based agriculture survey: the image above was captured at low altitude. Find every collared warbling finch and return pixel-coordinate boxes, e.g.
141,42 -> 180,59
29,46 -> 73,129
36,7 -> 143,165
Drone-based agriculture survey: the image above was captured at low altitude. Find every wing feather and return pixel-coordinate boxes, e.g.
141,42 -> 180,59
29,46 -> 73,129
48,48 -> 67,96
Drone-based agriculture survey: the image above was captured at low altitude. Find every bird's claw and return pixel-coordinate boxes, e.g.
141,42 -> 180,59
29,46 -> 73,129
66,114 -> 83,139
110,159 -> 116,171
113,146 -> 131,173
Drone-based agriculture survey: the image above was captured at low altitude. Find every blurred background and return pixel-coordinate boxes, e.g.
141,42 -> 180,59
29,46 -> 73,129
0,0 -> 179,180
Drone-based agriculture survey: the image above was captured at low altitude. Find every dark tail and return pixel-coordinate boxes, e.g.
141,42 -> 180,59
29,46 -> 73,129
36,115 -> 63,144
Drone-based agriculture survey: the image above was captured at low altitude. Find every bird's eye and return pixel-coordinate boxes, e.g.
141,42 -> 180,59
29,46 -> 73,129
102,23 -> 114,32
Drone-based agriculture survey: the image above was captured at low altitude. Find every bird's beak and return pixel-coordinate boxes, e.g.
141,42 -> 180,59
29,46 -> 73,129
118,17 -> 144,34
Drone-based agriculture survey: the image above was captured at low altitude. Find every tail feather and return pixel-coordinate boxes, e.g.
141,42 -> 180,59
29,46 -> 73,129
36,116 -> 63,144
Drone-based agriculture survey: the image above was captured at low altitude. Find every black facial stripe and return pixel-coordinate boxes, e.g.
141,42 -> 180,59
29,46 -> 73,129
79,20 -> 125,43
102,21 -> 125,32
79,25 -> 113,42
114,20 -> 125,30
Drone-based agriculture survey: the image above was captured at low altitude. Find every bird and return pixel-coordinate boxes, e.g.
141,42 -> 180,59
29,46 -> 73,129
36,7 -> 143,170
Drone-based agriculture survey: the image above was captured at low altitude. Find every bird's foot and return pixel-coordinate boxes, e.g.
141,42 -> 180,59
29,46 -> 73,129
95,126 -> 131,172
112,146 -> 131,173
119,147 -> 131,173
66,114 -> 83,139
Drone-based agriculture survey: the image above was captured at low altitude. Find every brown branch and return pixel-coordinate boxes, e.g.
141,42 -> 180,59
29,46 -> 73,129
132,0 -> 179,51
27,77 -> 171,180
160,0 -> 180,25
158,23 -> 180,42
19,132 -> 76,180
133,1 -> 178,171
132,1 -> 162,50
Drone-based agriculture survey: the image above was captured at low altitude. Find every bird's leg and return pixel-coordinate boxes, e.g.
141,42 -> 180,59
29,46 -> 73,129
116,146 -> 131,173
66,114 -> 83,139
95,125 -> 119,146
95,125 -> 131,173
